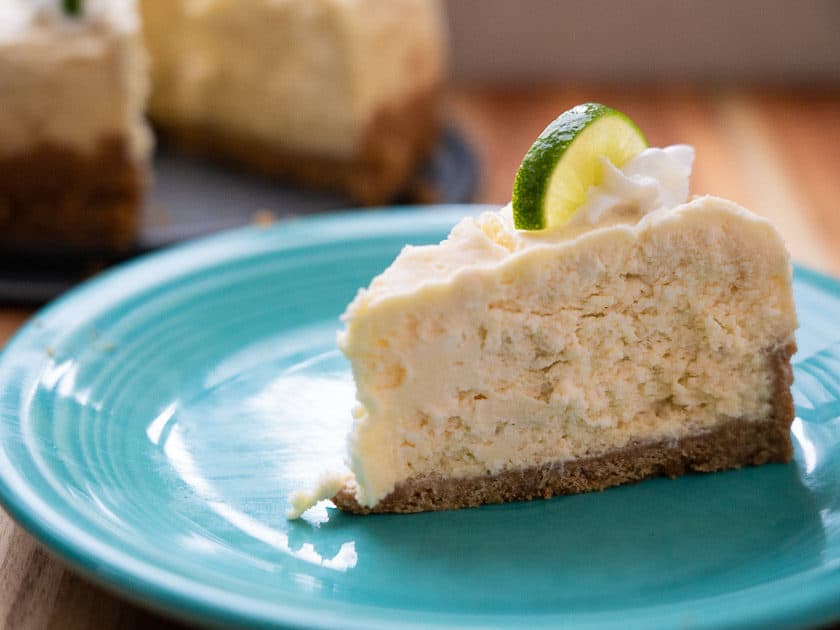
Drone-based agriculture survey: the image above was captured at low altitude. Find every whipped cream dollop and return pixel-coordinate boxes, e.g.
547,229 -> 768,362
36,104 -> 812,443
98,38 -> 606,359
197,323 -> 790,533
572,144 -> 695,227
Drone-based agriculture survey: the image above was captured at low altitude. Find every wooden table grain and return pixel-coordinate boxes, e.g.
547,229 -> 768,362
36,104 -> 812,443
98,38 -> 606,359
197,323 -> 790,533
1,87 -> 839,629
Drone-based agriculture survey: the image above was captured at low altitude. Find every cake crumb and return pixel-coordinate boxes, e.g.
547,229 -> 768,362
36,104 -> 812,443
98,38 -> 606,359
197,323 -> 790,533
286,472 -> 352,520
252,209 -> 278,227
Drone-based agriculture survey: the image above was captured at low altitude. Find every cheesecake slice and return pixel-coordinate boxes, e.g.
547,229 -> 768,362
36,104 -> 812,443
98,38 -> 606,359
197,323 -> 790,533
296,136 -> 798,516
0,0 -> 151,252
139,0 -> 446,205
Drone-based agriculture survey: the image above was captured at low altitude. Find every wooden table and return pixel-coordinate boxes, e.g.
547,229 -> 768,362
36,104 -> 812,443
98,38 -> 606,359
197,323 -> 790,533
1,86 -> 839,628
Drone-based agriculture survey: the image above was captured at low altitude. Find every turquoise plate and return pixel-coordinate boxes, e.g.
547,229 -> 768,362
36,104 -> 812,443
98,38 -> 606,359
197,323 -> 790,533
0,205 -> 839,629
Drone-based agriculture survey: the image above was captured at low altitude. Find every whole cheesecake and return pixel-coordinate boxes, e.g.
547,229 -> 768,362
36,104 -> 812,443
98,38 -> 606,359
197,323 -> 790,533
288,130 -> 798,517
0,0 -> 151,252
139,0 -> 446,205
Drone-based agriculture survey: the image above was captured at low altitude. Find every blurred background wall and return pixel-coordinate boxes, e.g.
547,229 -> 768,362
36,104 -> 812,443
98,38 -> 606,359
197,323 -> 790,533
445,0 -> 840,85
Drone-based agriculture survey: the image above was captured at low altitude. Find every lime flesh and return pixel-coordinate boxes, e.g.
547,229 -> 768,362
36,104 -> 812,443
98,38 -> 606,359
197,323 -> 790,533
512,103 -> 647,230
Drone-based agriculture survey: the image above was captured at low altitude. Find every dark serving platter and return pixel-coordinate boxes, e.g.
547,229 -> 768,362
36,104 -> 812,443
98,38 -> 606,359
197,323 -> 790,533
1,127 -> 478,305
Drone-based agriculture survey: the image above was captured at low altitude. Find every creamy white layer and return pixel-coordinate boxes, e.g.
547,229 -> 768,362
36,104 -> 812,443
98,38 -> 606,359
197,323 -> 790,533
140,0 -> 445,158
574,145 -> 694,225
0,0 -> 151,161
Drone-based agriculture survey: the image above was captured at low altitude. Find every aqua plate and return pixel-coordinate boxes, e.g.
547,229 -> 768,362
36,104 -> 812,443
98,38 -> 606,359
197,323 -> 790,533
0,205 -> 838,629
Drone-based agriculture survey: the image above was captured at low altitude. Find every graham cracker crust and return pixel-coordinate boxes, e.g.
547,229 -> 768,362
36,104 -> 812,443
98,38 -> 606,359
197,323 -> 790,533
0,137 -> 144,253
334,340 -> 796,514
153,87 -> 440,206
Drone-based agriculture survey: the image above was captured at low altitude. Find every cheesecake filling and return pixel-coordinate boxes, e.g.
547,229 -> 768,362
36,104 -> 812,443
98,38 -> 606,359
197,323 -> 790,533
332,144 -> 797,510
140,0 -> 445,159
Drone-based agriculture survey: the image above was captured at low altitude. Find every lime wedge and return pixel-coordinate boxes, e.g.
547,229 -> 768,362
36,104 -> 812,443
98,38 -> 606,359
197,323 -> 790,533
63,0 -> 82,16
512,103 -> 647,230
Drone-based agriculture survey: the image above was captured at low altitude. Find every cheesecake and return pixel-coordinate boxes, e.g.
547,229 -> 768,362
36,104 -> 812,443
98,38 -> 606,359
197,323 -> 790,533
289,134 -> 798,516
0,0 -> 151,252
139,0 -> 446,205
0,0 -> 445,253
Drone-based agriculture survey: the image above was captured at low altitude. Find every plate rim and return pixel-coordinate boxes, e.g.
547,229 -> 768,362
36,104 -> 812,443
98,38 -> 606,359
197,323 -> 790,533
0,204 -> 839,629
